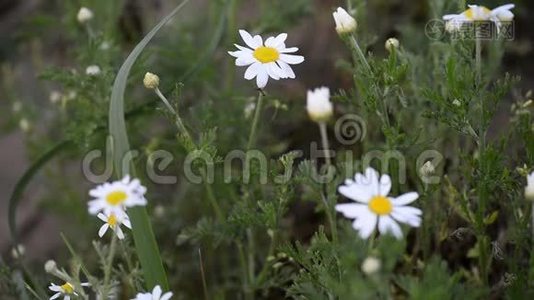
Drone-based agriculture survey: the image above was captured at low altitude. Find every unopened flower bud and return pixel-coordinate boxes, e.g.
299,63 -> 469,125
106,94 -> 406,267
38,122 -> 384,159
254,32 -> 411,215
143,72 -> 160,89
306,87 -> 333,123
420,161 -> 435,177
44,260 -> 57,273
452,99 -> 462,107
385,38 -> 400,52
361,256 -> 381,275
85,65 -> 101,76
77,7 -> 94,24
11,244 -> 25,259
333,7 -> 357,34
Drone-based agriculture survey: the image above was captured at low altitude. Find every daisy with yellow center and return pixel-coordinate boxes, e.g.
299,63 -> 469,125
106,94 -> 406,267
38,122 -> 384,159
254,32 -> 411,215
88,175 -> 147,216
228,29 -> 304,89
335,167 -> 422,239
443,4 -> 515,32
97,211 -> 132,240
132,285 -> 173,300
49,281 -> 90,300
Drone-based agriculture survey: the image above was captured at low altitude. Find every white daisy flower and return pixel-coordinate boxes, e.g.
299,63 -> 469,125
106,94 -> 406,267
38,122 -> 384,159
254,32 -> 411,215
77,7 -> 94,24
88,175 -> 147,216
443,4 -> 515,32
335,167 -> 422,239
228,29 -> 304,89
97,211 -> 132,240
306,87 -> 333,122
131,285 -> 173,300
526,171 -> 534,201
49,282 -> 89,300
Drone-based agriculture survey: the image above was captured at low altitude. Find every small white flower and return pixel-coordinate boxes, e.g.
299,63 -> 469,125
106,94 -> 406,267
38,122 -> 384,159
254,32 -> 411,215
131,285 -> 173,300
97,211 -> 132,240
77,7 -> 94,24
385,38 -> 400,52
333,7 -> 357,34
228,30 -> 304,89
452,99 -> 462,106
88,175 -> 147,216
85,65 -> 101,76
336,167 -> 422,239
361,256 -> 381,275
443,4 -> 515,33
526,172 -> 534,201
420,161 -> 435,177
49,282 -> 89,300
306,87 -> 333,122
143,72 -> 160,89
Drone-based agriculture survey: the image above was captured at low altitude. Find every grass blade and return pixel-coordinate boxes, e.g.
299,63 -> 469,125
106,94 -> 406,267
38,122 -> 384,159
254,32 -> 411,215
109,0 -> 191,290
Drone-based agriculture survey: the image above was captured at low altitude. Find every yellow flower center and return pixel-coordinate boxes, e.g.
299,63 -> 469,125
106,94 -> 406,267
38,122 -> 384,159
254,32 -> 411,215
464,6 -> 491,20
61,282 -> 74,294
368,196 -> 392,215
106,191 -> 127,206
107,214 -> 117,227
253,47 -> 280,63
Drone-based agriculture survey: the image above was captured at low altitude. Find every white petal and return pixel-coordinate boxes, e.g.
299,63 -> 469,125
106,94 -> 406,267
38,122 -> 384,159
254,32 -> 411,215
123,218 -> 132,229
277,61 -> 295,79
391,211 -> 421,227
244,62 -> 260,80
256,67 -> 269,89
265,62 -> 280,80
228,50 -> 243,58
392,192 -> 419,206
97,213 -> 107,222
234,44 -> 253,52
265,33 -> 287,48
279,54 -> 304,65
115,226 -> 125,240
493,4 -> 514,12
64,296 -> 70,300
49,285 -> 61,292
161,292 -> 173,300
239,30 -> 262,49
352,212 -> 377,239
279,47 -> 299,53
50,293 -> 60,300
98,224 -> 109,237
379,174 -> 391,196
335,203 -> 368,218
364,168 -> 380,195
235,53 -> 255,66
442,14 -> 460,20
378,216 -> 403,239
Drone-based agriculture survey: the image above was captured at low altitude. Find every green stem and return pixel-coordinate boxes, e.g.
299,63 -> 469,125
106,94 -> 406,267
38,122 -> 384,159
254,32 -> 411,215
246,91 -> 264,150
102,233 -> 118,299
350,36 -> 371,72
321,193 -> 338,243
318,122 -> 332,168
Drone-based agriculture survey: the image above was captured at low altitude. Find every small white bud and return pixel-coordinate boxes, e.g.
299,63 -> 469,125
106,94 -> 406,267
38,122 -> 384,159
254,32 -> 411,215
306,87 -> 333,123
452,99 -> 462,107
420,161 -> 436,177
85,65 -> 101,76
77,7 -> 94,24
12,101 -> 22,113
332,7 -> 357,34
19,118 -> 31,132
49,91 -> 62,104
361,256 -> 381,275
385,38 -> 400,52
44,260 -> 57,273
11,244 -> 25,259
143,72 -> 160,89
526,172 -> 534,201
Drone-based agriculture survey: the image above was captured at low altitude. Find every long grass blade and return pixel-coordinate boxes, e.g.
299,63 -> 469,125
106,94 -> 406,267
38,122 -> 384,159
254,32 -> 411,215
109,0 -> 191,290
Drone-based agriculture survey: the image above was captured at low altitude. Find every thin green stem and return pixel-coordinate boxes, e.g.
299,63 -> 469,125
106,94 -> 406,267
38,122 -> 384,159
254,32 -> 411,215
350,36 -> 371,72
318,122 -> 332,168
321,193 -> 338,243
102,233 -> 118,299
246,91 -> 264,150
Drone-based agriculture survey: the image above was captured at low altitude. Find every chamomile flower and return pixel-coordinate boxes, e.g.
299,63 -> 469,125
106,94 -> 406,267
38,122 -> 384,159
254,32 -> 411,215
97,211 -> 132,240
443,4 -> 515,32
132,285 -> 173,300
49,282 -> 89,300
335,167 -> 422,239
306,87 -> 333,122
88,175 -> 147,216
228,30 -> 304,89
